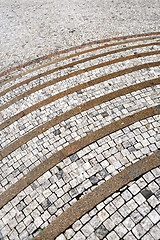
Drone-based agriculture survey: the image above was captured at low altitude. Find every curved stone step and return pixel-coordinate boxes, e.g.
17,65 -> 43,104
0,106 -> 159,206
1,32 -> 159,79
0,33 -> 160,240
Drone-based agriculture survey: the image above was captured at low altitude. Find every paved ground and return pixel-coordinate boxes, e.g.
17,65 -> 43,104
0,0 -> 160,74
0,1 -> 160,240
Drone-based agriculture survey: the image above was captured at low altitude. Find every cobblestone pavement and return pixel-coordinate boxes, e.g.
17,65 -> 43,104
0,0 -> 159,74
0,1 -> 160,240
56,167 -> 160,240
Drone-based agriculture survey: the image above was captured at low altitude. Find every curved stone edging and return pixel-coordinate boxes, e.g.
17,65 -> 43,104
1,35 -> 159,89
0,77 -> 159,157
0,41 -> 159,97
0,50 -> 159,112
0,105 -> 159,209
0,60 -> 159,133
0,32 -> 159,78
33,150 -> 160,240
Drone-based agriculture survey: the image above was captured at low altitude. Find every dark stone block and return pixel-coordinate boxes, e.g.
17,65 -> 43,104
102,111 -> 109,118
90,175 -> 98,185
129,138 -> 137,145
12,169 -> 20,177
141,189 -> 153,199
69,153 -> 79,162
56,169 -> 64,179
16,202 -> 26,211
19,164 -> 26,172
31,182 -> 39,190
89,112 -> 98,118
19,125 -> 26,130
42,180 -> 51,189
70,188 -> 79,198
54,129 -> 61,136
118,105 -> 124,111
41,198 -> 52,210
99,169 -> 109,178
76,90 -> 83,94
128,146 -> 136,152
95,225 -> 108,239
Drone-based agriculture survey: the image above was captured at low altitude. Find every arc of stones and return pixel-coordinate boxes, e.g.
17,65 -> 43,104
0,40 -> 160,97
0,61 -> 159,130
1,36 -> 160,89
0,76 -> 160,159
0,105 -> 159,209
33,151 -> 160,240
0,61 -> 159,131
0,31 -> 160,78
0,50 -> 160,112
0,75 -> 160,158
0,62 -> 160,133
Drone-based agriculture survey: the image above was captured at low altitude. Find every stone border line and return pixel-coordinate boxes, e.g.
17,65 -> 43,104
0,76 -> 159,157
1,41 -> 159,97
0,50 -> 159,111
0,61 -> 159,131
1,35 -> 160,89
33,150 -> 160,240
0,32 -> 160,78
0,105 -> 159,209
